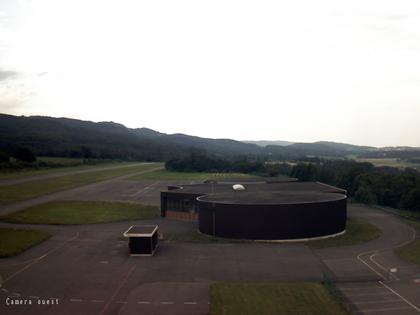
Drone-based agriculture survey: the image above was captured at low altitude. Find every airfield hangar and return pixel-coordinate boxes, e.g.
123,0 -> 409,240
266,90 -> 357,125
160,179 -> 347,241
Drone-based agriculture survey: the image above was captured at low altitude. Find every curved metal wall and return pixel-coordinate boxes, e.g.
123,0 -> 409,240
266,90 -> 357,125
197,198 -> 347,240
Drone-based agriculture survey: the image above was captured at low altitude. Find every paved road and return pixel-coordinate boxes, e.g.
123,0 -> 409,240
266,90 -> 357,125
0,178 -> 419,315
0,163 -> 149,186
0,166 -> 163,217
318,204 -> 420,314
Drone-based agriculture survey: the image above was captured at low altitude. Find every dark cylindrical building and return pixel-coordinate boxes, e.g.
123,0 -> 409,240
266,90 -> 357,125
197,191 -> 347,240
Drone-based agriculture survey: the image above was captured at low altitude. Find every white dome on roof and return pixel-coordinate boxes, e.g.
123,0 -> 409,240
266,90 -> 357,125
232,184 -> 246,191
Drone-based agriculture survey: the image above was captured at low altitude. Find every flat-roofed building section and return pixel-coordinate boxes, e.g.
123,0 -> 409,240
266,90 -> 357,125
160,179 -> 347,240
160,180 -> 346,218
123,225 -> 159,256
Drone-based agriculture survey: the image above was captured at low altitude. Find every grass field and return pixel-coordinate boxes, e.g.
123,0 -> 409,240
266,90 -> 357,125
1,200 -> 160,224
306,218 -> 382,249
162,218 -> 383,247
356,158 -> 420,170
128,169 -> 258,181
210,283 -> 350,315
0,163 -> 162,205
0,160 -> 153,180
0,228 -> 51,257
395,239 -> 420,266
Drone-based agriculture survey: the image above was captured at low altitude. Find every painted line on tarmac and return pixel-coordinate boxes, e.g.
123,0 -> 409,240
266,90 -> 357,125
98,264 -> 137,315
368,225 -> 417,281
2,232 -> 80,285
357,251 -> 387,280
346,292 -> 393,297
379,281 -> 420,313
70,299 -> 83,302
184,302 -> 197,305
92,300 -> 104,303
340,287 -> 387,291
160,301 -> 174,305
352,299 -> 404,305
130,181 -> 159,197
137,301 -> 150,304
369,253 -> 399,281
358,306 -> 414,313
355,212 -> 417,282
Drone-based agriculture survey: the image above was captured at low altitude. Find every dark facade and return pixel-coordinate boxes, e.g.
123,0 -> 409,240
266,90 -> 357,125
197,192 -> 347,240
160,180 -> 347,240
123,225 -> 159,256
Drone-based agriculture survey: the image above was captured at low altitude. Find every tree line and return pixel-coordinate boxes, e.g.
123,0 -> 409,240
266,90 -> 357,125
165,154 -> 420,212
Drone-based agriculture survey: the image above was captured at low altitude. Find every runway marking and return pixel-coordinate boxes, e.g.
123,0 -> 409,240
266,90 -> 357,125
137,301 -> 151,304
160,301 -> 174,305
184,302 -> 197,305
346,292 -> 393,297
340,287 -> 387,291
379,281 -> 420,313
352,299 -> 404,305
92,300 -> 104,303
357,251 -> 387,280
356,216 -> 417,282
2,232 -> 80,285
70,299 -> 83,302
358,306 -> 413,313
115,301 -> 128,304
369,253 -> 399,280
98,264 -> 137,315
100,261 -> 109,264
130,181 -> 159,197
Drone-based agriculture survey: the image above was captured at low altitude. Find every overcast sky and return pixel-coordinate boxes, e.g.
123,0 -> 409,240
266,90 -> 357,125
0,0 -> 419,147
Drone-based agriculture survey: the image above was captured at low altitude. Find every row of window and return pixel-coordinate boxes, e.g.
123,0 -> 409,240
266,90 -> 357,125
164,197 -> 198,213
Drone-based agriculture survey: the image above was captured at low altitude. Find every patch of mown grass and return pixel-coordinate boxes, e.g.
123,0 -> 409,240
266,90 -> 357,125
128,169 -> 258,181
395,239 -> 420,266
0,228 -> 51,257
0,163 -> 162,204
210,283 -> 350,315
1,201 -> 160,225
404,220 -> 420,230
306,218 -> 382,249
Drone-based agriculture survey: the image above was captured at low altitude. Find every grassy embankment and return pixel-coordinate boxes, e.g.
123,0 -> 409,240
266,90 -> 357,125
210,283 -> 350,315
0,163 -> 163,205
0,228 -> 51,257
306,218 -> 382,249
1,201 -> 159,225
396,240 -> 420,266
373,205 -> 420,266
162,218 -> 382,247
128,169 -> 258,181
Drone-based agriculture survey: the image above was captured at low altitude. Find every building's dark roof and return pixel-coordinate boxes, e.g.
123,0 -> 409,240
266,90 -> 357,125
197,191 -> 346,205
163,181 -> 346,196
123,225 -> 158,236
203,176 -> 297,184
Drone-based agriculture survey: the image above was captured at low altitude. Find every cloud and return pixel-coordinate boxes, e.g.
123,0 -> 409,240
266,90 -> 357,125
0,69 -> 18,81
